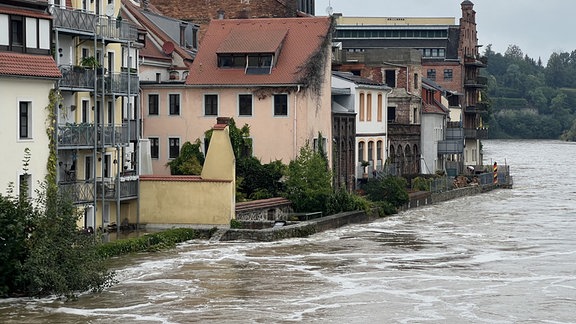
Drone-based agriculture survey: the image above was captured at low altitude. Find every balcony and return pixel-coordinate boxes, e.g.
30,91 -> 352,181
464,76 -> 488,88
464,127 -> 489,139
464,55 -> 487,67
59,177 -> 138,204
446,127 -> 464,140
57,123 -> 129,149
464,102 -> 489,114
98,72 -> 139,96
53,7 -> 138,42
59,65 -> 95,91
438,140 -> 463,154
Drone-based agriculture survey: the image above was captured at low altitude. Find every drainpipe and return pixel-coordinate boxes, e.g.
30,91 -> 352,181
293,85 -> 301,159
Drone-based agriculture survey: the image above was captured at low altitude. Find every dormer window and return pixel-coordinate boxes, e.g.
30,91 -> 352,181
216,28 -> 287,75
246,54 -> 273,74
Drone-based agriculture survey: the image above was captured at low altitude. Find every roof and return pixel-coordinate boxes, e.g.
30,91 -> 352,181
121,0 -> 194,63
217,29 -> 287,54
332,71 -> 389,88
0,3 -> 51,19
0,52 -> 61,79
186,17 -> 332,86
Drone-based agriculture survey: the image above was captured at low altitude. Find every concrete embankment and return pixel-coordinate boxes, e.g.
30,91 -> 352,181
219,183 -> 509,242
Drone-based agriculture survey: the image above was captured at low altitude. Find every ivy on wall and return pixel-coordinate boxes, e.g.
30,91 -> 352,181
45,89 -> 62,193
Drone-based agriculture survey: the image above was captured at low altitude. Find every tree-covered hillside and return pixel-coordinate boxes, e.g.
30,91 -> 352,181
484,45 -> 576,141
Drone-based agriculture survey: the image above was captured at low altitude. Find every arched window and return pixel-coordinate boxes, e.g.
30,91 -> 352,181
377,140 -> 382,161
368,141 -> 373,161
358,141 -> 364,162
377,94 -> 383,122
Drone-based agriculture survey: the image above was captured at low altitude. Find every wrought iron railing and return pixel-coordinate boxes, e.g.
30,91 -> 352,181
59,181 -> 95,204
59,178 -> 137,204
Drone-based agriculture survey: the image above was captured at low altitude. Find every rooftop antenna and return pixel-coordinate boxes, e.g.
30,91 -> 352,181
326,0 -> 333,16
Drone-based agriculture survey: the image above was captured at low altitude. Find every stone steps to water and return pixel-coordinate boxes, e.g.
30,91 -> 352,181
208,228 -> 228,242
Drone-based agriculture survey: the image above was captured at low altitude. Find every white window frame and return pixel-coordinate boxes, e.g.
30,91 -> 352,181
238,93 -> 253,117
168,137 -> 180,159
273,93 -> 289,117
203,93 -> 219,116
17,100 -> 32,140
168,93 -> 181,116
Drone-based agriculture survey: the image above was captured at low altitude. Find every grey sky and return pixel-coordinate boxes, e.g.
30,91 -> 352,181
315,0 -> 574,64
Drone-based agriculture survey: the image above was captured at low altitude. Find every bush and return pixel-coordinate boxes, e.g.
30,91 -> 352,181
96,228 -> 205,258
325,188 -> 371,215
0,183 -> 115,298
363,176 -> 409,208
411,176 -> 432,191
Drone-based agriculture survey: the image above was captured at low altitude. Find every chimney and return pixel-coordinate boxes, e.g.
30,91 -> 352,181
217,9 -> 225,19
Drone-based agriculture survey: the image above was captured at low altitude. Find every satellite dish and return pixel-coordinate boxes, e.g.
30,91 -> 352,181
162,41 -> 175,55
326,6 -> 333,16
105,4 -> 115,17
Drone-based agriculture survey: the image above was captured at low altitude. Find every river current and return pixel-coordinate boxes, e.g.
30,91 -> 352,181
1,140 -> 575,323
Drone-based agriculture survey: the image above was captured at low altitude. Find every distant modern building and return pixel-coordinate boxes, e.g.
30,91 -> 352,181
332,0 -> 487,173
0,0 -> 61,199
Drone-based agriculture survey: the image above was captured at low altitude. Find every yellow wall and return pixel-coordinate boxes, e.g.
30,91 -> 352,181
139,179 -> 233,225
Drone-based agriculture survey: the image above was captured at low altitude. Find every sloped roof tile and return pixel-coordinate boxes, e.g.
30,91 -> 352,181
186,17 -> 331,86
216,29 -> 287,54
0,52 -> 61,79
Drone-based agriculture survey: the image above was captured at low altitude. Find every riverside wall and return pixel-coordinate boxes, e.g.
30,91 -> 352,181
219,183 -> 508,242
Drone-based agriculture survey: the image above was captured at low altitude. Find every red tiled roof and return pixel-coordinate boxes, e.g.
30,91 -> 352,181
216,29 -> 287,54
0,52 -> 61,79
186,17 -> 331,86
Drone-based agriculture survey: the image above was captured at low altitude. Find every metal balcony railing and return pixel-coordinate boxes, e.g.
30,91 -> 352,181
53,7 -> 138,42
58,177 -> 138,204
57,123 -> 129,148
99,72 -> 139,96
464,128 -> 489,139
438,140 -> 464,154
59,65 -> 95,90
464,76 -> 488,88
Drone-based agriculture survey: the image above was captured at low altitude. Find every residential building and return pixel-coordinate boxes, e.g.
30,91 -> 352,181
120,0 -> 199,175
421,78 -> 454,174
331,0 -> 487,173
331,85 -> 356,192
0,0 -> 61,199
333,48 -> 423,176
332,71 -> 391,188
51,0 -> 142,231
143,17 -> 333,175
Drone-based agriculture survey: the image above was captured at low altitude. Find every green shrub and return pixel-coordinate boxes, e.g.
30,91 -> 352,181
230,219 -> 243,229
325,188 -> 371,215
363,176 -> 409,208
96,228 -> 201,258
411,176 -> 431,191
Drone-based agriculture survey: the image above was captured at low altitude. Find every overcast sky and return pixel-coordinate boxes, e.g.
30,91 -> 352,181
315,0 -> 574,65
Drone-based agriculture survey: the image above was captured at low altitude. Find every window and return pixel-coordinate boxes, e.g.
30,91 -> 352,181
368,141 -> 373,161
218,54 -> 246,68
149,137 -> 159,159
85,156 -> 93,180
169,137 -> 180,159
377,94 -> 383,122
427,69 -> 436,80
444,69 -> 453,81
388,106 -> 396,122
358,142 -> 364,162
366,93 -> 372,121
169,94 -> 180,115
377,141 -> 382,161
10,16 -> 23,47
103,155 -> 111,178
359,93 -> 365,121
107,101 -> 113,124
204,94 -> 218,116
239,94 -> 252,116
19,102 -> 31,139
148,94 -> 159,115
81,100 -> 89,123
19,174 -> 31,198
246,54 -> 273,74
385,70 -> 396,87
414,73 -> 418,90
82,48 -> 89,59
274,94 -> 288,116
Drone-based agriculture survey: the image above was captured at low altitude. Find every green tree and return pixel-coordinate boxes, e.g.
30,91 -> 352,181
284,143 -> 332,213
166,140 -> 205,175
362,176 -> 409,209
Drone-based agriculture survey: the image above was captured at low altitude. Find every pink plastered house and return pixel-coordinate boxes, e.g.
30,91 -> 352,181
143,17 -> 333,175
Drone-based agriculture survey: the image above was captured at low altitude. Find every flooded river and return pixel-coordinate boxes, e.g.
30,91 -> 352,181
1,140 -> 575,323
